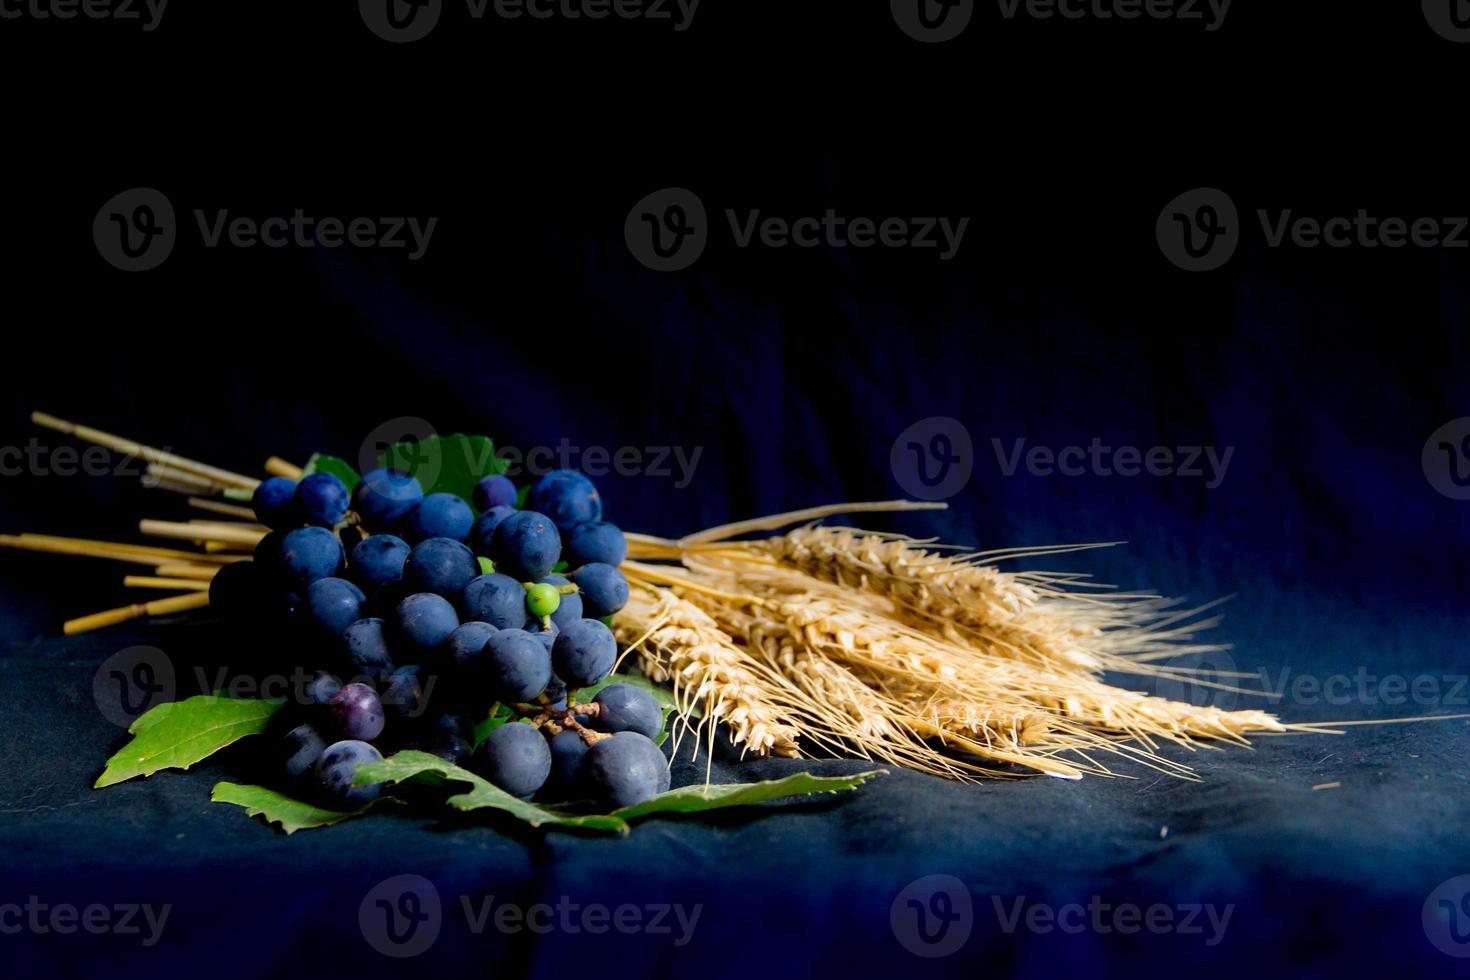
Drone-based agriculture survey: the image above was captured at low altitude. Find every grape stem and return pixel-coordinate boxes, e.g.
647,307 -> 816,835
510,698 -> 609,746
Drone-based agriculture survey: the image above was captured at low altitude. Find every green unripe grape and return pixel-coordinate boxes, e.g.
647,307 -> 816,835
525,582 -> 561,618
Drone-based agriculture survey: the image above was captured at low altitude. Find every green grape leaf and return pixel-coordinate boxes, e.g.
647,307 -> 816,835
514,483 -> 531,509
379,434 -> 508,506
301,453 -> 362,494
95,696 -> 283,788
356,751 -> 882,833
356,751 -> 631,833
211,782 -> 371,834
471,704 -> 514,747
477,556 -> 495,576
610,769 -> 886,821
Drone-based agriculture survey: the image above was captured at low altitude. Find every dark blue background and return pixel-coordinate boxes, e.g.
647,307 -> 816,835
2,2 -> 1469,976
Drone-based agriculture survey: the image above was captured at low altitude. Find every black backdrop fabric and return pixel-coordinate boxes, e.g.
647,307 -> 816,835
2,2 -> 1470,977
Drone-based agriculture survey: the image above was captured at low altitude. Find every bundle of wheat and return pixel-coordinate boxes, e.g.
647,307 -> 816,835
618,503 -> 1333,780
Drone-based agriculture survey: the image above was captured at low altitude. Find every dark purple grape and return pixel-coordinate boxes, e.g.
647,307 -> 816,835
329,682 -> 385,741
342,617 -> 395,681
394,592 -> 459,658
295,472 -> 350,527
569,562 -> 628,619
352,467 -> 423,531
543,728 -> 591,799
283,723 -> 327,782
472,722 -> 551,799
349,534 -> 410,595
483,629 -> 553,704
552,618 -> 616,689
467,505 -> 517,557
445,621 -> 497,671
472,474 -> 517,511
251,477 -> 299,530
489,510 -> 561,580
306,577 -> 366,638
404,536 -> 479,599
526,470 -> 602,534
280,526 -> 345,591
591,684 -> 662,739
460,573 -> 528,630
584,732 -> 669,808
314,739 -> 383,808
304,670 -> 342,708
382,665 -> 429,722
564,521 -> 627,569
403,493 -> 474,544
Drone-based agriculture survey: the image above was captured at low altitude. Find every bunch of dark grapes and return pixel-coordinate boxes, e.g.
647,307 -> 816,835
212,466 -> 663,810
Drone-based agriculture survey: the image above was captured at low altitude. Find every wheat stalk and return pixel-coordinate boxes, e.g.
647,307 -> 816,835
613,588 -> 802,760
